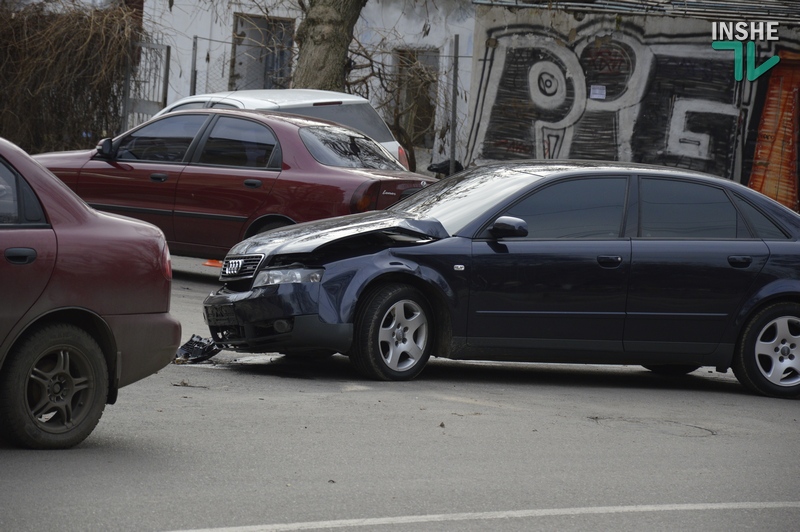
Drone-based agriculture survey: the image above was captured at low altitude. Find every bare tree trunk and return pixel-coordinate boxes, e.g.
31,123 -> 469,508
293,0 -> 368,91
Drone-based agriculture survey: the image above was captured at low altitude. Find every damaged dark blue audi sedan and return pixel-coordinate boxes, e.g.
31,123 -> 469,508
203,161 -> 800,399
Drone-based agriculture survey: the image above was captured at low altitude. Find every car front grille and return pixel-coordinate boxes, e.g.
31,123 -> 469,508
219,254 -> 264,281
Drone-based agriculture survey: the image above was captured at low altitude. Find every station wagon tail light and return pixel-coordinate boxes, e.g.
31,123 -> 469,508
397,145 -> 410,170
350,181 -> 380,213
253,267 -> 323,287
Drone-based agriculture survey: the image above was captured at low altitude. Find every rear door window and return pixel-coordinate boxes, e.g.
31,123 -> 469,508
197,116 -> 280,169
639,178 -> 746,238
0,160 -> 46,225
0,162 -> 17,224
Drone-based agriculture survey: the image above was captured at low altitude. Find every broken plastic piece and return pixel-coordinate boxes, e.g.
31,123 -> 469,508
175,334 -> 221,363
427,160 -> 463,177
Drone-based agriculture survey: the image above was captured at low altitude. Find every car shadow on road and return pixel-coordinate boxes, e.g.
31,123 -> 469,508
212,352 -> 748,397
422,359 -> 746,396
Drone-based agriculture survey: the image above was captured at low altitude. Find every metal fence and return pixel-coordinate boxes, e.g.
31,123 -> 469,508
122,39 -> 171,130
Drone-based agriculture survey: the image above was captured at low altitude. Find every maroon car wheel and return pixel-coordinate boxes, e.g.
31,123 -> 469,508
0,324 -> 108,449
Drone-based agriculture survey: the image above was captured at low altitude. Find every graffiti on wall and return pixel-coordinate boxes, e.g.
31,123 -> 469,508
466,17 -> 800,209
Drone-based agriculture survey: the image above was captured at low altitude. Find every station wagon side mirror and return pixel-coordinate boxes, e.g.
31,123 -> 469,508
95,138 -> 114,159
489,216 -> 528,238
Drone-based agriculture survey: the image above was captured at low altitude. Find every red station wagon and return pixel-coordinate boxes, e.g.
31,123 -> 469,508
0,138 -> 181,449
34,109 -> 433,259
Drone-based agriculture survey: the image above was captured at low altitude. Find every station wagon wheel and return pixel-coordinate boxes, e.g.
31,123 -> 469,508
733,302 -> 800,399
350,283 -> 432,381
0,324 -> 108,449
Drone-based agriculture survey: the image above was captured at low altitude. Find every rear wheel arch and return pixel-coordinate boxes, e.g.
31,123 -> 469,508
0,322 -> 110,448
726,293 -> 800,365
735,294 -> 800,346
1,309 -> 118,403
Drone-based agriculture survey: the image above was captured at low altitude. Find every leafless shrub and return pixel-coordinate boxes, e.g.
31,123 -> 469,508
347,38 -> 443,171
0,1 -> 143,153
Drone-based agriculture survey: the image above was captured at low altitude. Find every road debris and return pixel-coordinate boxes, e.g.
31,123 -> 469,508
174,334 -> 221,364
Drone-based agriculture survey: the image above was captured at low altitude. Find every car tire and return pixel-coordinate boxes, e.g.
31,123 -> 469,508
0,324 -> 108,449
350,283 -> 432,381
642,365 -> 700,375
733,302 -> 800,399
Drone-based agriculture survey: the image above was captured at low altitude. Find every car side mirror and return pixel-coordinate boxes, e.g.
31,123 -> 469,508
95,138 -> 114,159
489,216 -> 528,238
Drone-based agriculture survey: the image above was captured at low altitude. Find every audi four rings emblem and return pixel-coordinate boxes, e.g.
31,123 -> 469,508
224,259 -> 243,275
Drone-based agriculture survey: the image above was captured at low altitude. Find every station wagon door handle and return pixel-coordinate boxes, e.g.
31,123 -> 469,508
244,179 -> 262,188
728,255 -> 753,268
597,255 -> 623,268
5,247 -> 37,265
150,173 -> 169,182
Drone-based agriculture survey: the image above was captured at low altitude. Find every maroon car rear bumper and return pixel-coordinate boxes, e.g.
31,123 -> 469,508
105,313 -> 182,389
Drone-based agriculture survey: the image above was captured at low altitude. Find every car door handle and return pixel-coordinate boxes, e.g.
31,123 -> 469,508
150,173 -> 169,182
728,255 -> 753,268
5,247 -> 37,265
244,179 -> 262,189
597,255 -> 623,268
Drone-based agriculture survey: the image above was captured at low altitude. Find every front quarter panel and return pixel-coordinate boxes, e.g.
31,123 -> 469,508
318,238 -> 471,331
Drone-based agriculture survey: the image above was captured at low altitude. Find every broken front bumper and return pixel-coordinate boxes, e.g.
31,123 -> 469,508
203,283 -> 352,355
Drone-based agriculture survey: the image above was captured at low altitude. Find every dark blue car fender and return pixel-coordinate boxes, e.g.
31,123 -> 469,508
316,250 -> 458,331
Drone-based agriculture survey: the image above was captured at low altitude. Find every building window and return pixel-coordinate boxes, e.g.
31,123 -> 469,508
230,15 -> 294,90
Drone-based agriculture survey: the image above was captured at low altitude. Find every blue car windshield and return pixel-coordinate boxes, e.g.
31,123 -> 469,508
389,165 -> 543,235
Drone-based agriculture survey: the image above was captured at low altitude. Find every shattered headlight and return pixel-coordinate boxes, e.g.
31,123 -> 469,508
253,267 -> 323,287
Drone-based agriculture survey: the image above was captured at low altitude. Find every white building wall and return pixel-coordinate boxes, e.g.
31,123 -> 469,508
356,0 -> 475,169
142,1 -> 302,104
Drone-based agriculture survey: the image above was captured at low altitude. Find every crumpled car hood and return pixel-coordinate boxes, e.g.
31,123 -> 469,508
227,210 -> 448,258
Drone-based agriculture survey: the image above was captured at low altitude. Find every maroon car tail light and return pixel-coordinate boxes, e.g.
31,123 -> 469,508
350,181 -> 381,213
161,243 -> 173,282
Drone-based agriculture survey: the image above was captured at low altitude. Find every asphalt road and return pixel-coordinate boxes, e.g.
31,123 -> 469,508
1,256 -> 799,531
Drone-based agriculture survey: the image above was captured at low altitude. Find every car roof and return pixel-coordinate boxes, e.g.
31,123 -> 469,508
477,159 -> 734,183
470,159 -> 800,225
170,89 -> 370,109
157,107 -> 360,131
